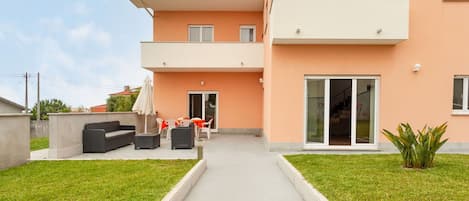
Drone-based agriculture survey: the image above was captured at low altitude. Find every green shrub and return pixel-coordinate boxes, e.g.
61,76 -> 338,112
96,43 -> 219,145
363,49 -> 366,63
31,99 -> 71,120
382,123 -> 448,169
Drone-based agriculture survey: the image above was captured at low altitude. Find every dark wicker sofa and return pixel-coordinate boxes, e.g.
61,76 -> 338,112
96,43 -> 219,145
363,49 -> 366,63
171,123 -> 195,149
83,121 -> 135,153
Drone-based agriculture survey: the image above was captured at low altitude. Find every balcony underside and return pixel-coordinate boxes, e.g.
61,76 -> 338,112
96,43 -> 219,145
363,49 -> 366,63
130,0 -> 263,11
144,67 -> 263,72
273,38 -> 406,45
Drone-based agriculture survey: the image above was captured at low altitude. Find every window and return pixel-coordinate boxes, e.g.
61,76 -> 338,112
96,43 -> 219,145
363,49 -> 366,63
453,76 -> 469,113
188,25 -> 214,42
240,26 -> 256,43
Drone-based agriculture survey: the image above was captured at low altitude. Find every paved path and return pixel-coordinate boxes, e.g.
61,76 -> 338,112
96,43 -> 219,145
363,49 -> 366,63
185,135 -> 303,201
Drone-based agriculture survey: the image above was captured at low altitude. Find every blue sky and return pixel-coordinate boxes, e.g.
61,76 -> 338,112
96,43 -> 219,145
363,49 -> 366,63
0,0 -> 152,108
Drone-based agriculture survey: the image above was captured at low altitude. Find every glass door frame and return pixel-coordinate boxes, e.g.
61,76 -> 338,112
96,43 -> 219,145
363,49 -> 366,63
303,76 -> 380,150
188,91 -> 219,132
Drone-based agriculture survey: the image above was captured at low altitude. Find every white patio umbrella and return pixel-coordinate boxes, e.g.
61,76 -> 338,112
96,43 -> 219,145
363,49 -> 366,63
132,76 -> 156,133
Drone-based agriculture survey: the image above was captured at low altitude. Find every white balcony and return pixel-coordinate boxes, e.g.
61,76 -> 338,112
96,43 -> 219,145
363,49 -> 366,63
270,0 -> 409,45
141,42 -> 264,72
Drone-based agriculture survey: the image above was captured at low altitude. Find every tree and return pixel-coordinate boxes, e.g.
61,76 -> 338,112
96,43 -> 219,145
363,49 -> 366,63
31,99 -> 72,120
106,93 -> 139,112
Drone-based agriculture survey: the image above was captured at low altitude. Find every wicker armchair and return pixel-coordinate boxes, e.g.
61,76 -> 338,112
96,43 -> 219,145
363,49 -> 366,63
171,123 -> 195,149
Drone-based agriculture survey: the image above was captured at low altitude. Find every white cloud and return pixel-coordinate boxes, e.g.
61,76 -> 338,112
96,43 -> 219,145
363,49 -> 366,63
68,23 -> 112,46
73,2 -> 89,15
68,23 -> 92,41
39,17 -> 64,31
1,17 -> 148,108
94,30 -> 112,46
34,37 -> 149,107
0,85 -> 22,104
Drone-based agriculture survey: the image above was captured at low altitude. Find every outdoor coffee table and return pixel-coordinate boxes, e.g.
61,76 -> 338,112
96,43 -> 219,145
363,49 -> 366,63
134,133 -> 160,149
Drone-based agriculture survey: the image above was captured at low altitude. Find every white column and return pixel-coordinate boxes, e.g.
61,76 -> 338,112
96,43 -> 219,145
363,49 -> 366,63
324,79 -> 330,145
351,79 -> 357,146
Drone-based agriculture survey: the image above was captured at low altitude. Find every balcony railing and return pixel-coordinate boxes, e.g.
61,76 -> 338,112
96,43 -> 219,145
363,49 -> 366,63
141,42 -> 264,72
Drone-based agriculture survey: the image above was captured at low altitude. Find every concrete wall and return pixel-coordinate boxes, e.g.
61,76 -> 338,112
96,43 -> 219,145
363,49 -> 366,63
0,114 -> 30,170
0,102 -> 23,113
48,112 -> 157,159
30,120 -> 49,138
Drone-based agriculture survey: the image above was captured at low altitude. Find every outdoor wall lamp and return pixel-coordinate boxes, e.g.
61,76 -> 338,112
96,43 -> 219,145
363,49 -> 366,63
259,78 -> 264,84
413,64 -> 422,72
376,28 -> 383,34
200,80 -> 205,86
162,62 -> 167,66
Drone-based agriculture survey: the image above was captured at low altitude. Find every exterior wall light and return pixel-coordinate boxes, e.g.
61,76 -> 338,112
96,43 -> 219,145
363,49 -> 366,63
241,62 -> 244,66
413,64 -> 422,72
296,28 -> 301,34
162,62 -> 167,66
259,78 -> 264,84
200,80 -> 205,86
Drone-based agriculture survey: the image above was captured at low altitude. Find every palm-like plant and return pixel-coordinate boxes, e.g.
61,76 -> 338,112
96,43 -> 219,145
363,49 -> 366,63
382,123 -> 448,169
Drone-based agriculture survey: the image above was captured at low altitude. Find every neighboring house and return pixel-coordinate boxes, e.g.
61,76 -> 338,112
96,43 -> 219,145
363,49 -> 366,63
90,104 -> 107,113
90,86 -> 140,112
131,0 -> 469,151
0,96 -> 25,113
109,86 -> 141,97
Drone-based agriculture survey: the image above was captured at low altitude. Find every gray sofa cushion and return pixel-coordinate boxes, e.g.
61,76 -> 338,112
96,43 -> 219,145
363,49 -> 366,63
105,130 -> 134,138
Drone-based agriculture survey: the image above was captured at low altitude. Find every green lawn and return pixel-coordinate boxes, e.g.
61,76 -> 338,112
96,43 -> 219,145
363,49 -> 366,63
285,154 -> 469,201
30,137 -> 49,151
0,160 -> 197,200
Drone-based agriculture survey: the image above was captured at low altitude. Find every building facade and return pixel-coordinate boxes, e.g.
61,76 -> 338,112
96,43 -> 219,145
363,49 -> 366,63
132,0 -> 469,151
0,96 -> 25,113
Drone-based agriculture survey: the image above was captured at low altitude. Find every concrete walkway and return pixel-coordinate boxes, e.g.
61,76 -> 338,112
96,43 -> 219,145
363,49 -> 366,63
185,135 -> 303,201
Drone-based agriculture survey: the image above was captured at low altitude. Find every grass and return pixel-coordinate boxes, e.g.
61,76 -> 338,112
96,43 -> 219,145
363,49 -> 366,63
30,137 -> 49,151
285,154 -> 469,201
0,160 -> 197,200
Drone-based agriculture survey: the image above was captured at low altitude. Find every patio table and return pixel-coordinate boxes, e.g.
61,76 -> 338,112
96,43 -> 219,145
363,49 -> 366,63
134,133 -> 160,149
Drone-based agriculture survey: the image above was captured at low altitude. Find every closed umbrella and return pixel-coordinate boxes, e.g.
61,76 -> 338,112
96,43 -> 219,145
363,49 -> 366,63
132,76 -> 156,133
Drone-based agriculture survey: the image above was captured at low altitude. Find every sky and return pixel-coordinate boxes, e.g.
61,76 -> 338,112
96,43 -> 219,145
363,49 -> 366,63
0,0 -> 153,108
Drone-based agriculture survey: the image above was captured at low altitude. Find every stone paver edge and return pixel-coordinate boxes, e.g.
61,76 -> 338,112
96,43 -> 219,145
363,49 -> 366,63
277,155 -> 328,201
162,159 -> 207,201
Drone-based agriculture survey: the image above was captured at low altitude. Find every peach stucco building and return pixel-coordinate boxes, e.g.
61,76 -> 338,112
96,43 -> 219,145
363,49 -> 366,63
131,0 -> 469,151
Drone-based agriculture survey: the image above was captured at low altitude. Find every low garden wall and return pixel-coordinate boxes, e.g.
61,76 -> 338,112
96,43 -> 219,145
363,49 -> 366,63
48,112 -> 157,159
0,114 -> 30,170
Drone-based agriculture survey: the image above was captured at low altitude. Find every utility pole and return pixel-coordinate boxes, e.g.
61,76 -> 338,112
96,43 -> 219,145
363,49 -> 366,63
37,72 -> 40,121
24,72 -> 28,113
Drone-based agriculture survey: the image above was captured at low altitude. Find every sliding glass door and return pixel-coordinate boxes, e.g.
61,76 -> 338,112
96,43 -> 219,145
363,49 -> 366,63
305,77 -> 379,149
306,79 -> 326,143
188,92 -> 218,130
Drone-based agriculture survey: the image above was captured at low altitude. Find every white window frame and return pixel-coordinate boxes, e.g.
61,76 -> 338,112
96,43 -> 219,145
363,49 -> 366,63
303,76 -> 380,150
453,76 -> 469,115
188,25 -> 214,42
187,91 -> 219,132
240,25 -> 256,43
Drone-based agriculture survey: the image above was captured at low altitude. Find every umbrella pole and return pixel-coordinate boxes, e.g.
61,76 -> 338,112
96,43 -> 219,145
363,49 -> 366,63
144,115 -> 148,133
